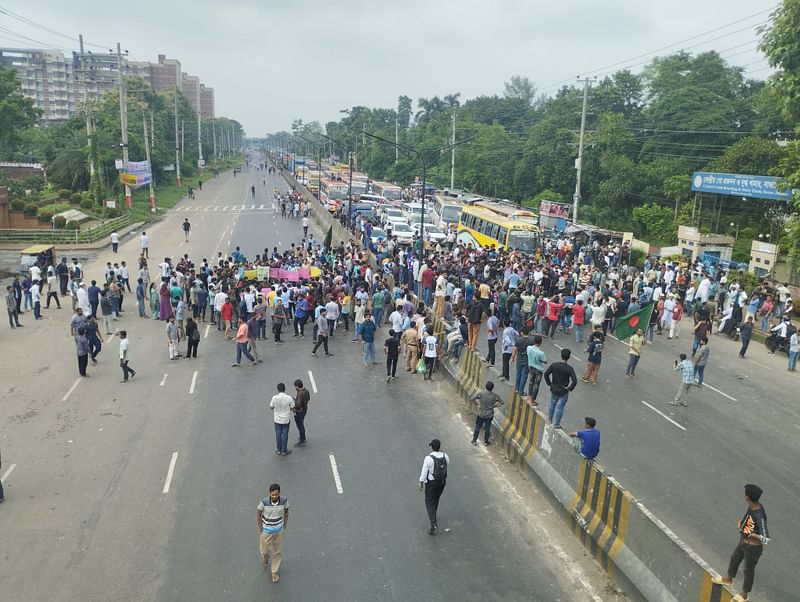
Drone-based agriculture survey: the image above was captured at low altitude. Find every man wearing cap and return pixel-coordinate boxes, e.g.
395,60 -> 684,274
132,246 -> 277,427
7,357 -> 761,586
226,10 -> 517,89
419,439 -> 449,535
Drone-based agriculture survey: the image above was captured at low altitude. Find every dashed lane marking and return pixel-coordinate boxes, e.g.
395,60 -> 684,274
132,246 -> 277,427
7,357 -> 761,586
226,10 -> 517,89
328,454 -> 344,494
701,383 -> 738,402
189,371 -> 198,394
204,324 -> 210,339
61,378 -> 81,402
641,400 -> 687,431
160,373 -> 168,387
1,463 -> 16,482
308,370 -> 318,393
162,452 -> 179,494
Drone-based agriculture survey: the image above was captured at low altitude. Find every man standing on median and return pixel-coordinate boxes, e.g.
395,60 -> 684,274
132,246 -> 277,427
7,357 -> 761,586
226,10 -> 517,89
471,381 -> 503,446
543,348 -> 577,429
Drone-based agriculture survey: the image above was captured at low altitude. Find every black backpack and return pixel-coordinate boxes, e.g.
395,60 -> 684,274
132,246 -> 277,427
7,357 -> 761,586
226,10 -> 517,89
430,453 -> 447,485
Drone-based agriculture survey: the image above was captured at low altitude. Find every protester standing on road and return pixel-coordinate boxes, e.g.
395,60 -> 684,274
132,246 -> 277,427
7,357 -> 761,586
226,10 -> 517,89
384,329 -> 400,382
471,381 -> 503,446
185,317 -> 199,359
270,383 -> 295,456
526,334 -> 546,407
140,231 -> 149,258
358,311 -> 377,366
421,327 -> 439,381
256,483 -> 289,583
485,309 -> 499,366
712,484 -> 769,602
739,316 -> 754,358
311,308 -> 333,357
694,337 -> 710,386
543,348 -> 578,429
233,319 -> 257,367
111,231 -> 119,253
182,219 -> 191,242
670,353 -> 694,407
581,325 -> 605,386
419,438 -> 449,535
85,315 -> 103,365
5,285 -> 21,329
293,379 -> 310,446
75,326 -> 90,377
501,323 -> 518,382
625,328 -> 645,379
45,268 -> 61,309
119,330 -> 135,382
166,316 -> 180,360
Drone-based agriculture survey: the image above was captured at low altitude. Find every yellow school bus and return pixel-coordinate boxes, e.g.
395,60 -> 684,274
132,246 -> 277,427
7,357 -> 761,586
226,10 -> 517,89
457,205 -> 541,253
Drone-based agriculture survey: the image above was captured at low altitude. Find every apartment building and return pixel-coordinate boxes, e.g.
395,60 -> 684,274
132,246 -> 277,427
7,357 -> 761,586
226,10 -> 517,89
0,48 -> 74,123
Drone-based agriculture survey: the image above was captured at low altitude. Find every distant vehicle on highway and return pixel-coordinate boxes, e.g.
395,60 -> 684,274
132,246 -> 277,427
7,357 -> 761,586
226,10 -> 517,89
390,222 -> 415,244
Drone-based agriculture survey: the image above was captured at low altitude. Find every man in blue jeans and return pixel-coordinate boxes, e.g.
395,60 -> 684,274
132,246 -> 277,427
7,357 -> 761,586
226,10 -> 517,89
544,348 -> 578,429
471,381 -> 503,446
270,383 -> 295,456
359,311 -> 378,366
511,326 -> 536,397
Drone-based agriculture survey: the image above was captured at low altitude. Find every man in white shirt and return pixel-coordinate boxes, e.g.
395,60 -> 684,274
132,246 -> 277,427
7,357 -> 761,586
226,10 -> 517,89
140,232 -> 149,258
213,289 -> 227,329
159,258 -> 172,279
270,382 -> 295,456
118,330 -> 135,383
30,279 -> 42,320
120,261 -> 131,292
111,231 -> 120,253
29,264 -> 41,283
419,438 -> 449,535
324,297 -> 340,335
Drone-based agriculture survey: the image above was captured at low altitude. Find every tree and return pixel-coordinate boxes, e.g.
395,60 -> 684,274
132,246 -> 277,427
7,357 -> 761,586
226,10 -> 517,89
0,65 -> 40,158
632,203 -> 676,245
47,129 -> 90,191
397,95 -> 412,129
503,75 -> 537,106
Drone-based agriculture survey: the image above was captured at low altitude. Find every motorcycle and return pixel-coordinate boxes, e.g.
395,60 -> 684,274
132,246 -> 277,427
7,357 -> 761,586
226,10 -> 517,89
765,332 -> 789,355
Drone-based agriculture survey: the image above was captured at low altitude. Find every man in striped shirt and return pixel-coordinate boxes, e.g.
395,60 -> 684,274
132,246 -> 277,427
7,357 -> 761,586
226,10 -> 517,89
670,353 -> 695,407
257,483 -> 289,583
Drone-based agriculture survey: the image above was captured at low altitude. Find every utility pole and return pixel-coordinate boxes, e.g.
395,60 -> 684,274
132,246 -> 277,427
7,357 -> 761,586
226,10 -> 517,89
79,35 -> 94,179
571,77 -> 593,224
212,121 -> 217,160
174,87 -> 181,187
117,43 -> 131,209
181,120 -> 185,161
196,85 -> 203,174
143,112 -> 155,212
395,115 -> 399,163
450,110 -> 456,189
228,127 -> 232,159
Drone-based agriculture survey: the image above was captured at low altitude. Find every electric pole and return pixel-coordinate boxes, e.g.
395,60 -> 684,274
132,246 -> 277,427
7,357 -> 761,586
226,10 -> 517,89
143,112 -> 155,212
395,115 -> 399,163
571,77 -> 593,225
212,121 -> 217,160
181,119 -> 185,161
79,35 -> 94,179
174,87 -> 181,187
196,85 -> 203,173
117,43 -> 131,209
450,110 -> 456,189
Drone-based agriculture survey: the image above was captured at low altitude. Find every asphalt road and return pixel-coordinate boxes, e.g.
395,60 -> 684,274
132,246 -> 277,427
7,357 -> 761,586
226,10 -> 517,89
469,294 -> 797,601
0,163 -> 616,601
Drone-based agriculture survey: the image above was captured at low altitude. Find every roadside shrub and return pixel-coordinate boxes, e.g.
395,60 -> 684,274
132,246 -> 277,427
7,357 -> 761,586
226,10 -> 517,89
53,215 -> 67,229
23,203 -> 38,217
38,209 -> 55,222
58,188 -> 72,200
10,199 -> 25,212
81,191 -> 93,203
104,206 -> 121,218
80,198 -> 94,211
65,220 -> 80,230
69,193 -> 82,205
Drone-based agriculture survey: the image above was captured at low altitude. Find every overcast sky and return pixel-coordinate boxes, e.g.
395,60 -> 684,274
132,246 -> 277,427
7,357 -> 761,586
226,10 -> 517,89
0,0 -> 778,135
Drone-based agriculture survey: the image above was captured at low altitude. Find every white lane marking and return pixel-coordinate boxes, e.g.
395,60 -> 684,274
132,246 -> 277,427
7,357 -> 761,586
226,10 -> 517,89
250,204 -> 255,210
641,401 -> 687,431
308,370 -> 318,393
701,383 -> 738,402
106,333 -> 115,342
160,373 -> 168,387
1,463 -> 16,481
189,370 -> 198,394
749,360 -> 771,371
553,342 -> 581,361
228,240 -> 232,247
204,324 -> 210,339
162,452 -> 179,493
241,204 -> 246,210
61,378 -> 81,402
259,204 -> 264,209
328,454 -> 344,494
223,205 -> 229,211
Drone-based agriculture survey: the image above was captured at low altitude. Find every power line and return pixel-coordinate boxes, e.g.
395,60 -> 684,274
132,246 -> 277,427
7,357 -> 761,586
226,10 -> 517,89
0,5 -> 111,50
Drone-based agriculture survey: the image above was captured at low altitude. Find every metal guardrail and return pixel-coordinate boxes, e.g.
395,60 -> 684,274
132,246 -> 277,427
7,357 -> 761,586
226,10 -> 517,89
0,214 -> 132,244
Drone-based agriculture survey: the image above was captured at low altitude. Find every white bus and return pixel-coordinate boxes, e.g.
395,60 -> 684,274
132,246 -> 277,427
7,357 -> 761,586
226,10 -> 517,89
371,181 -> 403,203
431,195 -> 465,231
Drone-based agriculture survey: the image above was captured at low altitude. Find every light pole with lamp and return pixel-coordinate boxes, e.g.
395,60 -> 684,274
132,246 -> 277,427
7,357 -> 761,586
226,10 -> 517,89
319,133 -> 353,230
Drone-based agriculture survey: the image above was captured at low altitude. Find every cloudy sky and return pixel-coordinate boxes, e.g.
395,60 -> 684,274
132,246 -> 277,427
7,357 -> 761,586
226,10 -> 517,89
0,0 -> 778,135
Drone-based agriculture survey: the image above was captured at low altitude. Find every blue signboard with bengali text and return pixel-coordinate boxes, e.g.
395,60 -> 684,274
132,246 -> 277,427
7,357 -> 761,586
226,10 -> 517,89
691,172 -> 793,201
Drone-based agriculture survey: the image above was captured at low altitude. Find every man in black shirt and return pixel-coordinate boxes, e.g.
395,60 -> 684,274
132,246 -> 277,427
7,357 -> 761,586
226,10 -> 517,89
543,348 -> 578,429
384,330 -> 400,382
713,483 -> 769,601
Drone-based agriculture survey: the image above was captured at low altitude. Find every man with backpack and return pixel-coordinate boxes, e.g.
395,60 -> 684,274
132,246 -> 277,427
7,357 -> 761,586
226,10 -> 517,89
419,438 -> 449,535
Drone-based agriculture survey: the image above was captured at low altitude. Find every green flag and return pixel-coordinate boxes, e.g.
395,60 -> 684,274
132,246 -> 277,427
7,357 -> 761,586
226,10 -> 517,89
612,303 -> 654,340
322,225 -> 333,251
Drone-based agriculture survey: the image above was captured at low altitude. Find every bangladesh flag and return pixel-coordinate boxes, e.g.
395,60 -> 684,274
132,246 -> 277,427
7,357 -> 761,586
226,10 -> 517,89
612,303 -> 654,340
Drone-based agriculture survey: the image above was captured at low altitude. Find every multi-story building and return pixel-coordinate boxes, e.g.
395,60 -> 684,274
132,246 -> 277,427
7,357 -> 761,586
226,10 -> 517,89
1,47 -> 213,123
0,48 -> 75,123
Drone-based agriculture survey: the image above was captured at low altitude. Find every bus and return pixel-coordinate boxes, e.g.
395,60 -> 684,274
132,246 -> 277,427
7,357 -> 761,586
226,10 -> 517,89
370,181 -> 403,203
319,178 -> 349,212
431,195 -> 465,231
457,205 -> 542,253
470,199 -> 538,226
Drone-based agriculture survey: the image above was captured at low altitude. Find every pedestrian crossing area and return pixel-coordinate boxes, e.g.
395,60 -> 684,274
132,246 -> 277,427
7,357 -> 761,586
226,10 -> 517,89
173,204 -> 274,213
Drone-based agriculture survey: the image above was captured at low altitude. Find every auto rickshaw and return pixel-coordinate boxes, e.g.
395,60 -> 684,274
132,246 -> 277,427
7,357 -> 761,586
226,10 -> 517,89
19,244 -> 56,274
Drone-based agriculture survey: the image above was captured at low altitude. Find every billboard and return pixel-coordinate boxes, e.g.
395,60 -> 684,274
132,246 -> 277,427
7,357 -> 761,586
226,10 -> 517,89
690,172 -> 793,201
539,200 -> 571,218
119,160 -> 152,189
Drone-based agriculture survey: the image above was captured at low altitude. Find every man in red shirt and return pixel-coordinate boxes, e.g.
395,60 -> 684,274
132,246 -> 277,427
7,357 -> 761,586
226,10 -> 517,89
421,266 -> 435,306
572,299 -> 586,343
221,297 -> 234,340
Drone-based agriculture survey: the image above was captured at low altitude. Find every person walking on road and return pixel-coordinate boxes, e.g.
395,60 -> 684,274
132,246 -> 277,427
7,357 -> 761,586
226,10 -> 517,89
359,311 -> 377,366
543,348 -> 578,429
581,325 -> 605,386
419,438 -> 449,535
75,326 -> 90,377
384,329 -> 400,382
739,316 -> 754,358
6,285 -> 21,329
694,337 -> 710,386
182,219 -> 191,242
140,231 -> 149,258
712,484 -> 769,602
270,383 -> 295,456
85,315 -> 103,365
233,320 -> 257,367
166,316 -> 180,360
111,231 -> 119,253
119,330 -> 135,382
471,381 -> 503,446
293,379 -> 310,446
670,353 -> 695,407
625,328 -> 645,379
311,308 -> 333,357
421,327 -> 439,381
185,317 -> 199,359
256,483 -> 289,583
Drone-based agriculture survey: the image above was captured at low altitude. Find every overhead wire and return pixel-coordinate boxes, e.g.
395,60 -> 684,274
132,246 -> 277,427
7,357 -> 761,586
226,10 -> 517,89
0,5 -> 112,50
